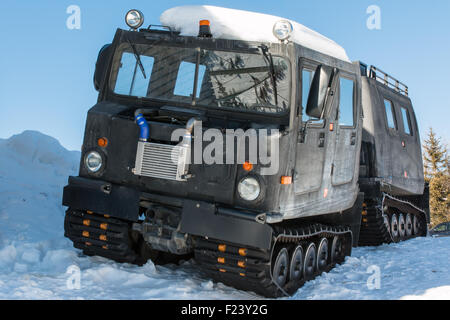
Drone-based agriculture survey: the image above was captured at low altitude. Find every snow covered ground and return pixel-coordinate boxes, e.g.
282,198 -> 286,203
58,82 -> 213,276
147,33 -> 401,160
0,131 -> 449,300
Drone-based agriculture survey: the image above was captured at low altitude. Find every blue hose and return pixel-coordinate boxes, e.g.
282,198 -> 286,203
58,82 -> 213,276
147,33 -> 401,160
135,113 -> 149,141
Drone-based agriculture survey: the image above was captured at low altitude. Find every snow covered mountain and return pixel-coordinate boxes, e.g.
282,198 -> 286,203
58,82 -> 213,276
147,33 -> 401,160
0,131 -> 448,299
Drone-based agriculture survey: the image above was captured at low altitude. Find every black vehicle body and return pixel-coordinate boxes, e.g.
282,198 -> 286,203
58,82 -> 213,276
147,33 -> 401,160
430,222 -> 450,237
63,25 -> 429,296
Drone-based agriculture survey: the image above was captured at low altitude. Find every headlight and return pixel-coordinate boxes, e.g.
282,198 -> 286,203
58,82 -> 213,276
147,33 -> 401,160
125,9 -> 144,30
85,151 -> 103,173
273,20 -> 293,41
238,177 -> 261,201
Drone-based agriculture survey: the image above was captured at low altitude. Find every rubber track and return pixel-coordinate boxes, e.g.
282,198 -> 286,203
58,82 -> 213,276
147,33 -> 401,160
64,209 -> 142,264
358,193 -> 427,246
195,224 -> 352,298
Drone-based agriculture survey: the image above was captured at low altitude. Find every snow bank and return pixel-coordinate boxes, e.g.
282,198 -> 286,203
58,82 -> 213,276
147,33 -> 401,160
160,5 -> 350,62
0,131 -> 79,243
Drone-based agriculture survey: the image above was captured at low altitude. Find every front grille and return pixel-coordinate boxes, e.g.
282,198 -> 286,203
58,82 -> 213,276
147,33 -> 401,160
133,141 -> 189,181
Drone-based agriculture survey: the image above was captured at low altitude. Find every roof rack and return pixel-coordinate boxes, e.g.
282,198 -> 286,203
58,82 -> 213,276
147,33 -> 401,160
368,65 -> 409,97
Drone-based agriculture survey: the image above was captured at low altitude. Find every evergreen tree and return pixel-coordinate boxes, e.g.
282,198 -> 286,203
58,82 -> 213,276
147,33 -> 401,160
423,128 -> 446,181
423,128 -> 450,226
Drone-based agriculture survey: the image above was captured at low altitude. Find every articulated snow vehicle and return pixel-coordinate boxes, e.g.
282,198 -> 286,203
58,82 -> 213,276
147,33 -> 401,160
63,8 -> 430,297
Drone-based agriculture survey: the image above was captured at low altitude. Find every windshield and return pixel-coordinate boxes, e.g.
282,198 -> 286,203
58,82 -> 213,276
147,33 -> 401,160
110,43 -> 290,114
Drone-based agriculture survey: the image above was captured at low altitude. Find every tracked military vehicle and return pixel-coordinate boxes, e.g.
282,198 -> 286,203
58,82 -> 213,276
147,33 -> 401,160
62,7 -> 429,297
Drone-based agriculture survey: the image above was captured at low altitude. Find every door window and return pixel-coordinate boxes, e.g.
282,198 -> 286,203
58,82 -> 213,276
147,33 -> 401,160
302,69 -> 316,120
338,77 -> 355,126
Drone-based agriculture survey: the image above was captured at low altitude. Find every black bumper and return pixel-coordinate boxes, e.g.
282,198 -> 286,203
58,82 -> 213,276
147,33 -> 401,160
62,176 -> 140,222
62,176 -> 273,250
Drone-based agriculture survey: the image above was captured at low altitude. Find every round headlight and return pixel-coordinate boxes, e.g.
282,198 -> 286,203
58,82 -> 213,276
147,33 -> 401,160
125,9 -> 144,30
85,151 -> 103,173
273,20 -> 293,41
238,177 -> 261,201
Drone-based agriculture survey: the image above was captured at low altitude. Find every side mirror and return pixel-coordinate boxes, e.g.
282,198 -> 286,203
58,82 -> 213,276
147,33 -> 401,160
94,44 -> 113,91
306,65 -> 334,119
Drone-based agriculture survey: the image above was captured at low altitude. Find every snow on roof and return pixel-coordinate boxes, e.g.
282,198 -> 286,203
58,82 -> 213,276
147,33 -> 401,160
160,5 -> 350,62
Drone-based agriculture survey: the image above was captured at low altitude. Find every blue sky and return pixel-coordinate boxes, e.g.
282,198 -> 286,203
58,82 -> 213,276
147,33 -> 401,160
0,0 -> 449,150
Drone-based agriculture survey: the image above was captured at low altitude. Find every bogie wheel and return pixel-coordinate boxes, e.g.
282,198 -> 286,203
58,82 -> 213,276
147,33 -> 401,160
398,214 -> 406,240
289,245 -> 304,282
413,215 -> 420,236
405,213 -> 413,237
303,243 -> 317,280
272,247 -> 289,288
390,214 -> 399,242
330,235 -> 345,264
316,238 -> 329,272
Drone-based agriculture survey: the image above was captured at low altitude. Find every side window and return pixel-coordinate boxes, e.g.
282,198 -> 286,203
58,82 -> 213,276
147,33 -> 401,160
114,52 -> 154,97
401,106 -> 412,136
174,62 -> 206,98
302,68 -> 316,120
384,99 -> 397,130
339,77 -> 355,127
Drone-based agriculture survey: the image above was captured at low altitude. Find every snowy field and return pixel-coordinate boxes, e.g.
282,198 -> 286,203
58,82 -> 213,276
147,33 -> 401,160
0,131 -> 449,300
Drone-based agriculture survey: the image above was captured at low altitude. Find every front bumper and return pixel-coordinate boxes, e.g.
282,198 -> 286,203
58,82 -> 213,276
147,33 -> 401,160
62,176 -> 273,250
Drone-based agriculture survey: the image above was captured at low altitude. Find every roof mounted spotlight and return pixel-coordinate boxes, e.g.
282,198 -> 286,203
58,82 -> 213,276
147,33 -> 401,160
125,9 -> 144,30
273,20 -> 293,41
198,20 -> 212,38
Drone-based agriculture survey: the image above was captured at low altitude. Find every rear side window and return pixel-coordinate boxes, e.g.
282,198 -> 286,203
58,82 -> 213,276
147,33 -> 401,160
339,77 -> 355,127
401,107 -> 412,135
384,99 -> 397,130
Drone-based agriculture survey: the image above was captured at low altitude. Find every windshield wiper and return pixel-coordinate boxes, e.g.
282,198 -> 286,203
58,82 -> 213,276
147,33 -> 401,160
126,36 -> 147,79
259,45 -> 278,106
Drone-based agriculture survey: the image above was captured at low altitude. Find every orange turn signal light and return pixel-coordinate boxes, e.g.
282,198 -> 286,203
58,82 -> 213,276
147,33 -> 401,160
238,248 -> 248,256
243,162 -> 253,172
281,176 -> 292,185
97,137 -> 108,148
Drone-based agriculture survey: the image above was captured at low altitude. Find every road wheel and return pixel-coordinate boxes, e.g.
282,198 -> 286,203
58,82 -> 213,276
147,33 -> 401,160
330,235 -> 344,264
272,247 -> 289,287
413,215 -> 420,235
316,238 -> 329,272
405,213 -> 413,237
390,214 -> 399,242
303,243 -> 317,280
289,245 -> 304,282
398,214 -> 406,240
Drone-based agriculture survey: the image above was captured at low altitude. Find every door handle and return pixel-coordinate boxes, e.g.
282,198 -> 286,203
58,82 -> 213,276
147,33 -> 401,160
350,132 -> 356,145
318,132 -> 325,148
